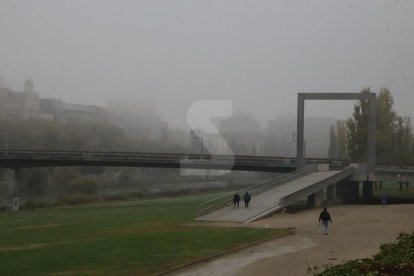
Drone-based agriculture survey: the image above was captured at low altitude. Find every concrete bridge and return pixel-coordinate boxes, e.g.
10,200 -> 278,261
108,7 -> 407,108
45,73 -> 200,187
1,149 -> 413,213
0,150 -> 347,171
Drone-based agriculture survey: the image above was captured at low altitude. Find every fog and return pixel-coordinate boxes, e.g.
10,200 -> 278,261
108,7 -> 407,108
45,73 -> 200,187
1,0 -> 414,129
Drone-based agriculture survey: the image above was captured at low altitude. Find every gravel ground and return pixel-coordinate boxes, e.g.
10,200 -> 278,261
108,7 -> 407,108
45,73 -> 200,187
169,204 -> 414,276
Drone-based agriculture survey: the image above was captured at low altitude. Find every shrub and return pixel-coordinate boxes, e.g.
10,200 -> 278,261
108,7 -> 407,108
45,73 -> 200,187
101,194 -> 126,201
23,168 -> 49,195
22,199 -> 50,210
54,193 -> 97,206
67,177 -> 97,195
316,231 -> 414,275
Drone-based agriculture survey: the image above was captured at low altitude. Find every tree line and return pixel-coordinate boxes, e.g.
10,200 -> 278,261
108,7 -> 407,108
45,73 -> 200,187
328,88 -> 413,165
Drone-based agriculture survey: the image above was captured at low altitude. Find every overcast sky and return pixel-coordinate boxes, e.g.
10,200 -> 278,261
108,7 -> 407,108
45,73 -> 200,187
1,0 -> 413,128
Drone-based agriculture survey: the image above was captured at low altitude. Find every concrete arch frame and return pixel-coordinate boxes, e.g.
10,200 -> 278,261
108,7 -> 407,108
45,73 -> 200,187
296,92 -> 377,177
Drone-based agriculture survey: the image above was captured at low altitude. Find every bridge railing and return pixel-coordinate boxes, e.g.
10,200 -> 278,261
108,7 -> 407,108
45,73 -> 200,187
0,150 -> 352,170
0,150 -> 294,163
199,164 -> 318,215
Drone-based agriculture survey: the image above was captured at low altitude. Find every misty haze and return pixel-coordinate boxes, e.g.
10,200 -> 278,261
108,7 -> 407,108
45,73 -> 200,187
1,1 -> 414,275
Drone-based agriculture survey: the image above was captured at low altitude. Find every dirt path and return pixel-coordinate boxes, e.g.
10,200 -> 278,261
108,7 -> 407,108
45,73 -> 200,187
169,204 -> 414,276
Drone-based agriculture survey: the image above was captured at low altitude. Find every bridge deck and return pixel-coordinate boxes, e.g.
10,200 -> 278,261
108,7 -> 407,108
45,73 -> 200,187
196,170 -> 348,223
0,150 -> 352,173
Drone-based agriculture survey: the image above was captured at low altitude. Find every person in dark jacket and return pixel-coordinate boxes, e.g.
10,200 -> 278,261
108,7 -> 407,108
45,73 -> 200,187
318,207 -> 332,235
381,193 -> 387,207
243,192 -> 251,208
233,192 -> 240,208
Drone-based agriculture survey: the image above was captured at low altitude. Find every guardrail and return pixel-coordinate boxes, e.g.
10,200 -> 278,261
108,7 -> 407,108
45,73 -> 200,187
375,165 -> 414,173
199,164 -> 318,215
0,150 -> 293,163
0,150 -> 352,169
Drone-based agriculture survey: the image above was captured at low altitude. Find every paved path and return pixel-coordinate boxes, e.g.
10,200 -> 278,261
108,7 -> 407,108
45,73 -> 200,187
196,170 -> 341,223
170,204 -> 414,276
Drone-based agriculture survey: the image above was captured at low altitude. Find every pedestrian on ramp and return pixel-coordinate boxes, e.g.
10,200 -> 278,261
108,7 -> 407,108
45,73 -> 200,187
243,192 -> 251,208
233,192 -> 240,208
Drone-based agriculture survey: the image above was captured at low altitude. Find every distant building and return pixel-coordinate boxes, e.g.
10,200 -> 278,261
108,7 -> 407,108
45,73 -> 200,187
0,79 -> 110,123
0,79 -> 46,120
218,112 -> 264,155
107,98 -> 167,142
0,79 -> 173,144
39,98 -> 108,123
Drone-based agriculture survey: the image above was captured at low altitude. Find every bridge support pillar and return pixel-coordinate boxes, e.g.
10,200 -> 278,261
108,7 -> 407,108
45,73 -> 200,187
335,181 -> 346,204
314,189 -> 325,206
362,181 -> 374,203
307,193 -> 315,207
307,189 -> 325,207
345,181 -> 359,203
327,184 -> 336,203
6,169 -> 21,211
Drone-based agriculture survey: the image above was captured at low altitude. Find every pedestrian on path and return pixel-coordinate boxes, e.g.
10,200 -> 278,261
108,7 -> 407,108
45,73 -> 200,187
381,193 -> 387,207
318,207 -> 332,235
243,192 -> 251,208
233,192 -> 240,208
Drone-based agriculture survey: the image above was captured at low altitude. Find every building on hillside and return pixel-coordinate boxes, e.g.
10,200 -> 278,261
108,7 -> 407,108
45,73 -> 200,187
0,79 -> 50,120
0,79 -> 111,123
39,98 -> 108,124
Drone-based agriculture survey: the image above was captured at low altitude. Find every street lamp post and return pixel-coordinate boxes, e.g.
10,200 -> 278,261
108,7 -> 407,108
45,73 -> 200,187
398,174 -> 402,191
190,130 -> 204,155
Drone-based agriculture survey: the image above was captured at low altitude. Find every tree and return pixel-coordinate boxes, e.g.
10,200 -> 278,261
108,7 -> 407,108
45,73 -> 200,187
375,88 -> 398,162
346,88 -> 371,161
328,126 -> 337,159
394,116 -> 412,164
23,168 -> 49,195
336,120 -> 347,159
69,177 -> 97,195
328,120 -> 347,159
345,87 -> 413,164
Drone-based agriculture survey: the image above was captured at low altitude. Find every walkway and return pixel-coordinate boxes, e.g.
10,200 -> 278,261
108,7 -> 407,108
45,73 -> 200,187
196,169 -> 351,223
171,204 -> 414,276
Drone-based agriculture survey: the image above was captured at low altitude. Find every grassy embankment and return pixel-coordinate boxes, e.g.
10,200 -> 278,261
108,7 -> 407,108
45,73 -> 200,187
0,194 -> 288,275
373,182 -> 414,203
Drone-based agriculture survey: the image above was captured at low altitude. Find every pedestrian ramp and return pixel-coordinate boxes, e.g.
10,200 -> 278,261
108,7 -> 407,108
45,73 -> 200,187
195,166 -> 354,223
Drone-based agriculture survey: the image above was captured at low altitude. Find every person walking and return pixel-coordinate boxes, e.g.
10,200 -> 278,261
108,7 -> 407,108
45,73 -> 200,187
318,207 -> 332,235
233,192 -> 240,208
381,193 -> 387,207
243,192 -> 251,208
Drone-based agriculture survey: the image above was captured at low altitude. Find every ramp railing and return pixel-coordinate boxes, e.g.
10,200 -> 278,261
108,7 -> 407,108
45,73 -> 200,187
199,164 -> 318,215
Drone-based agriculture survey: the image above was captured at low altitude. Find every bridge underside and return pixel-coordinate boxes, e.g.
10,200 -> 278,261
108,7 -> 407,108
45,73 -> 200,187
0,159 -> 296,173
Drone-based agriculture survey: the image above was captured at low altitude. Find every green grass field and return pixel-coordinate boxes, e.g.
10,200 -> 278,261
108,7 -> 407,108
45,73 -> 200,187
0,194 -> 287,275
373,182 -> 414,202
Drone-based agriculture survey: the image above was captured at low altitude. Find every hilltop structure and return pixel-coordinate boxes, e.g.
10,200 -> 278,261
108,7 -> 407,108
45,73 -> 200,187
0,79 -> 170,143
0,79 -> 108,123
